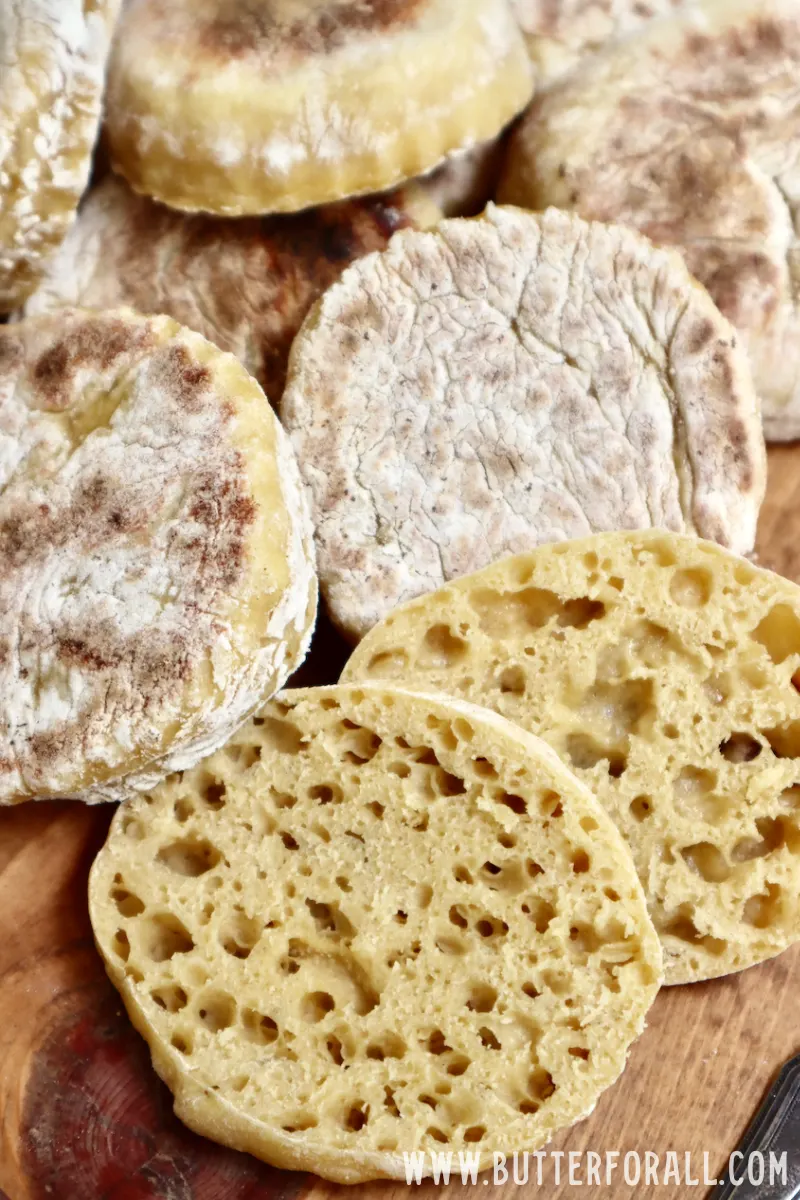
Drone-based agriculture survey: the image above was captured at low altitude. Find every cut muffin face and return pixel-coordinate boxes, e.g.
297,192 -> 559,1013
344,532 -> 800,984
510,0 -> 694,83
0,0 -> 121,310
0,309 -> 317,804
19,175 -> 442,406
281,204 -> 765,641
500,0 -> 800,440
104,0 -> 533,216
89,684 -> 662,1183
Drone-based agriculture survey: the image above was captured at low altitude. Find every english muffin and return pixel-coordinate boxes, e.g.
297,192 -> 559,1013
281,204 -> 765,641
20,175 -> 442,405
0,309 -> 316,804
89,684 -> 661,1181
500,0 -> 800,439
346,531 -> 800,984
0,0 -> 120,310
105,0 -> 533,216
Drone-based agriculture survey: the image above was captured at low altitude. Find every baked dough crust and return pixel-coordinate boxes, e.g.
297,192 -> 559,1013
105,0 -> 533,215
0,309 -> 317,804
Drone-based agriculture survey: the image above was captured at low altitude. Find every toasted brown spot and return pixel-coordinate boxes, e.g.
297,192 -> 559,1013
687,319 -> 715,354
201,0 -> 425,63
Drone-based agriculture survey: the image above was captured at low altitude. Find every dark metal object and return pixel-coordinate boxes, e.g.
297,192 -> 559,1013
712,1054 -> 800,1199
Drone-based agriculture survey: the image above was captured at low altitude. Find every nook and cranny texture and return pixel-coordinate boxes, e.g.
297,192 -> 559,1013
345,531 -> 800,984
282,204 -> 765,641
500,0 -> 800,439
104,0 -> 533,216
19,175 -> 442,405
0,0 -> 120,310
0,309 -> 317,805
89,684 -> 662,1182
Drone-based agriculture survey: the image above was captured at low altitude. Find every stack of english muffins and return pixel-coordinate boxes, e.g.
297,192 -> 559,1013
2,0 -> 800,1183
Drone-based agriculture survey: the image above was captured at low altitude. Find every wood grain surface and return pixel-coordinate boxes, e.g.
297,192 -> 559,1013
1,448 -> 799,1200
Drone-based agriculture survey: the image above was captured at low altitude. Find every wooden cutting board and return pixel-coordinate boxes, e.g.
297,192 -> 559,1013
2,447 -> 800,1200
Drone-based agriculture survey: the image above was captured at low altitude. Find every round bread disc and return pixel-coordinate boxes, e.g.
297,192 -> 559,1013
0,0 -> 120,311
499,0 -> 800,440
89,683 -> 662,1183
0,308 -> 317,805
104,0 -> 533,217
19,175 -> 442,406
345,530 -> 800,984
281,204 -> 765,641
509,0 -> 693,83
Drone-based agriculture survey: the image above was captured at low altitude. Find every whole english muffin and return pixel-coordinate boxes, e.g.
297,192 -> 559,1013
0,0 -> 121,311
89,684 -> 662,1182
0,309 -> 317,805
510,0 -> 694,83
500,0 -> 800,440
345,531 -> 800,984
281,204 -> 765,642
104,0 -> 533,217
19,175 -> 442,405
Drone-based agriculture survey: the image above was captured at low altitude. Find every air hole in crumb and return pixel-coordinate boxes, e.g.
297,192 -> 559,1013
498,832 -> 516,849
572,850 -> 590,874
669,568 -> 712,608
201,780 -> 226,810
527,859 -> 544,878
336,876 -> 352,893
416,884 -> 433,909
454,865 -> 473,884
479,1027 -> 501,1051
528,898 -> 556,934
309,783 -> 342,805
151,985 -> 187,1013
522,982 -> 540,1000
170,1033 -> 192,1055
630,796 -> 653,822
303,992 -> 335,1023
763,721 -> 800,760
465,1126 -> 486,1142
157,838 -> 221,877
220,913 -> 261,959
437,933 -> 467,955
427,1126 -> 449,1144
744,883 -> 782,929
111,888 -> 144,918
519,1101 -> 539,1115
559,598 -> 605,628
427,1030 -> 451,1055
389,761 -> 411,779
720,733 -> 762,763
528,1069 -> 556,1101
421,625 -> 468,667
172,800 -> 193,824
112,929 -> 130,961
473,757 -> 498,779
367,1033 -> 406,1060
498,792 -> 526,815
497,666 -> 526,695
604,888 -> 621,902
566,733 -> 627,777
419,1094 -> 437,1110
142,914 -> 194,962
242,1009 -> 279,1043
476,917 -> 508,938
197,991 -> 235,1032
368,801 -> 385,819
752,605 -> 800,664
467,983 -> 497,1012
395,910 -> 408,925
449,905 -> 468,929
569,1047 -> 590,1061
447,1056 -> 471,1077
260,717 -> 309,754
327,1036 -> 344,1065
435,769 -> 467,797
682,843 -> 730,883
367,649 -> 408,676
345,1103 -> 369,1132
384,1087 -> 400,1117
281,832 -> 300,851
